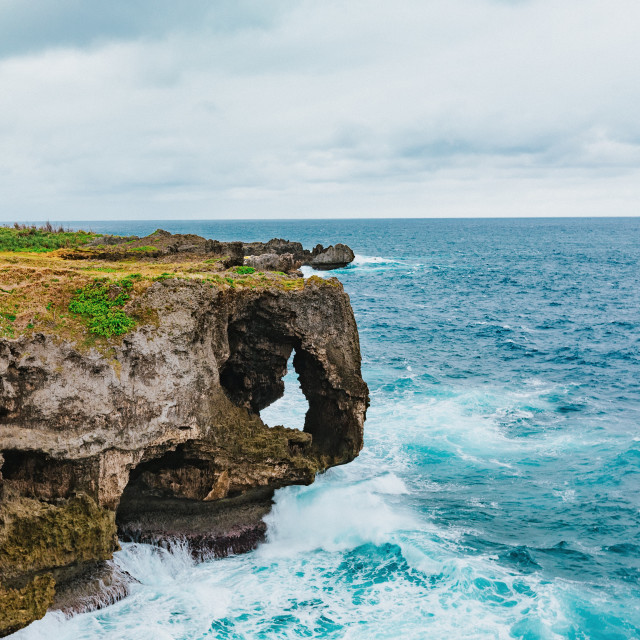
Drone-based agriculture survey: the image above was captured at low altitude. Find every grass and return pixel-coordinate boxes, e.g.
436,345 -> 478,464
231,265 -> 256,275
0,225 -> 96,253
0,224 -> 339,356
0,249 -> 315,345
68,276 -> 140,337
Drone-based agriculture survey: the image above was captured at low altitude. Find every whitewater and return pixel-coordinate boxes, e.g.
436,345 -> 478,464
13,218 -> 640,639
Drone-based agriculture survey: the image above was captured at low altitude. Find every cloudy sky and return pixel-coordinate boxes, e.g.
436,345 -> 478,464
1,0 -> 639,221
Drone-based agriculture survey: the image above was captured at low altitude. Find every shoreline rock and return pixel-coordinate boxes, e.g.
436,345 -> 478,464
0,248 -> 368,636
81,231 -> 356,272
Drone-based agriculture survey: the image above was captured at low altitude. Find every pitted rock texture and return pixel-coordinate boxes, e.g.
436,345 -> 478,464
0,275 -> 368,635
244,252 -> 301,273
308,243 -> 356,270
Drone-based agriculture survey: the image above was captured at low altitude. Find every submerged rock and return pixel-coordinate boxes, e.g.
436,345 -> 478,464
0,259 -> 368,635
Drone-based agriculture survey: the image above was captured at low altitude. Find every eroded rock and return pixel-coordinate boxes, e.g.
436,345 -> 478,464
244,252 -> 301,273
78,231 -> 355,270
0,274 -> 368,635
309,243 -> 356,270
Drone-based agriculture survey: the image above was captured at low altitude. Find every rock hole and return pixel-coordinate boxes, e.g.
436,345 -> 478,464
260,351 -> 308,431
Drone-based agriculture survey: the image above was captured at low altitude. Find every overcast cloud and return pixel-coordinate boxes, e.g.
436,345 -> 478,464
1,0 -> 639,220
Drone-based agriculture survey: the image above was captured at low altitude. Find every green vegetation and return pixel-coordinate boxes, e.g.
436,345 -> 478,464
68,275 -> 140,337
232,265 -> 256,275
0,225 -> 95,253
129,246 -> 156,252
0,245 -> 308,343
81,266 -> 119,273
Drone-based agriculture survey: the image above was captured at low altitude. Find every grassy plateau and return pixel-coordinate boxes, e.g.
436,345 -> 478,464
0,225 -> 307,346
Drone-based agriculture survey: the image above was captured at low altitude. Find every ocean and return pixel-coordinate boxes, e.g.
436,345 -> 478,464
14,218 -> 640,639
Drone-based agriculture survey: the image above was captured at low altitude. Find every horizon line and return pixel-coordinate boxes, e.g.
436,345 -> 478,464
2,215 -> 639,224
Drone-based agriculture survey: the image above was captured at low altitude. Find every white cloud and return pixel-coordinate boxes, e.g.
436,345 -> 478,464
0,0 -> 639,220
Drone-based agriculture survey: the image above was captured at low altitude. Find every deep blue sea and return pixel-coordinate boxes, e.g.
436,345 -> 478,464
15,218 -> 640,639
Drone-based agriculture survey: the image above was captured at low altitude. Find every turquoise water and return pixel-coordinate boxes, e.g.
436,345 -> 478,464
15,219 -> 640,639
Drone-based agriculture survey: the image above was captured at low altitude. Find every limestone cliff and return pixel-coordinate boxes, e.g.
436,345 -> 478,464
0,231 -> 368,636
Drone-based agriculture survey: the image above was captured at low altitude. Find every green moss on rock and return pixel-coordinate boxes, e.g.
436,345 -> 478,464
0,493 -> 117,581
0,574 -> 55,636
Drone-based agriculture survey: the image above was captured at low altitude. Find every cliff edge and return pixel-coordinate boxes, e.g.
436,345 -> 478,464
0,228 -> 368,636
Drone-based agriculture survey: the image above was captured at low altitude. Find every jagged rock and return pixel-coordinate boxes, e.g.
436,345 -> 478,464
204,239 -> 244,267
242,238 -> 305,258
309,243 -> 355,270
0,273 -> 368,634
241,239 -> 355,270
244,253 -> 301,273
71,231 -> 355,271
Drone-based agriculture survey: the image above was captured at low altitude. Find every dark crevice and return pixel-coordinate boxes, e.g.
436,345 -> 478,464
115,448 -> 273,559
0,449 -> 98,502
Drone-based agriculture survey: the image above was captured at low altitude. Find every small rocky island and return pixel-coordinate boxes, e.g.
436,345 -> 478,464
0,227 -> 367,636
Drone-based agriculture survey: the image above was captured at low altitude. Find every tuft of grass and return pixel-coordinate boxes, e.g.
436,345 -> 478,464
68,275 -> 139,337
129,246 -> 156,253
231,265 -> 256,275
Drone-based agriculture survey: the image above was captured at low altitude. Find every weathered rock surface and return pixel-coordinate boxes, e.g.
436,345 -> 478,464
244,253 -> 301,273
308,243 -> 356,270
0,274 -> 368,635
83,231 -> 356,271
243,238 -> 355,270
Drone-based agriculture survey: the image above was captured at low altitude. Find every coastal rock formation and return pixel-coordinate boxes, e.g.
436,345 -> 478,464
308,243 -> 356,270
244,252 -> 300,273
84,231 -> 356,271
242,238 -> 355,270
0,272 -> 368,635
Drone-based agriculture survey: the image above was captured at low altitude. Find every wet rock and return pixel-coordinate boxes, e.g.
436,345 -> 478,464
51,561 -> 138,618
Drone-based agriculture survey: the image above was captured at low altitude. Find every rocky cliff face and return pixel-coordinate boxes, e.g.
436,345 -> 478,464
0,274 -> 368,636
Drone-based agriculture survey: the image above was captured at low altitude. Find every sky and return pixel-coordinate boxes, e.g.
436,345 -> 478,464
0,0 -> 639,221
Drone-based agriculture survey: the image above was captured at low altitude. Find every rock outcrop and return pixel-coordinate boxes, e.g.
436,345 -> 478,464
244,252 -> 301,273
83,231 -> 356,271
0,270 -> 368,635
242,238 -> 355,270
307,243 -> 356,270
